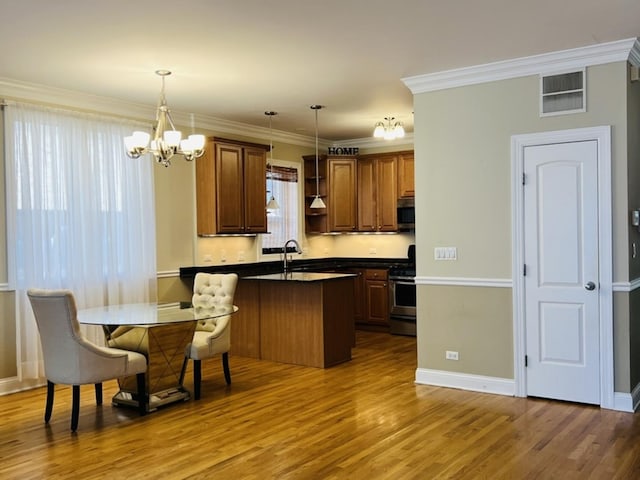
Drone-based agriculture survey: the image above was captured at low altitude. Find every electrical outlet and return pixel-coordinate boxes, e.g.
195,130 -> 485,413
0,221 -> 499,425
445,350 -> 459,361
220,249 -> 227,262
369,247 -> 377,255
203,254 -> 212,263
238,250 -> 245,262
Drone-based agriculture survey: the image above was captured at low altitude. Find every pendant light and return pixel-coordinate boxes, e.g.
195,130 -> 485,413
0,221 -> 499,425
309,105 -> 326,209
265,111 -> 280,211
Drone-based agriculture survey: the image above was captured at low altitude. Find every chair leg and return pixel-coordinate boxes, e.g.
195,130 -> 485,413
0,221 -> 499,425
44,380 -> 55,423
179,356 -> 188,386
222,352 -> 231,385
71,385 -> 80,432
136,373 -> 147,416
95,383 -> 103,405
193,360 -> 201,400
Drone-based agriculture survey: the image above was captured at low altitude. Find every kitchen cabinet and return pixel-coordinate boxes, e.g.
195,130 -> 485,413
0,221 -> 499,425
196,137 -> 268,235
352,268 -> 389,330
357,155 -> 397,232
328,157 -> 357,232
397,151 -> 415,198
303,155 -> 357,233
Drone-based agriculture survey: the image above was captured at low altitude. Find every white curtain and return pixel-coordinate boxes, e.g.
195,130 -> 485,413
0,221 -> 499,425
4,102 -> 157,383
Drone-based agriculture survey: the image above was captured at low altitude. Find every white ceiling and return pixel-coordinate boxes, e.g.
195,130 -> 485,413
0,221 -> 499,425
0,0 -> 639,142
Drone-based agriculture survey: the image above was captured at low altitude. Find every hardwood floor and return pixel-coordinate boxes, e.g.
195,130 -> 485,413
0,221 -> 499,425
2,331 -> 640,479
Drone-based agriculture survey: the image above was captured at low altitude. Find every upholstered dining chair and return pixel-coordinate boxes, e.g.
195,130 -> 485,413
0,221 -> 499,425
27,289 -> 148,432
180,273 -> 238,400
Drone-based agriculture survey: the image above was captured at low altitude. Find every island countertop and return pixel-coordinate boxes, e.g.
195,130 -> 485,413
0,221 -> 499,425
243,272 -> 356,282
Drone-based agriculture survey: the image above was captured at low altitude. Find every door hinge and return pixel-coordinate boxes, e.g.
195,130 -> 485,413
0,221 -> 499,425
522,173 -> 526,185
525,355 -> 528,367
523,264 -> 527,276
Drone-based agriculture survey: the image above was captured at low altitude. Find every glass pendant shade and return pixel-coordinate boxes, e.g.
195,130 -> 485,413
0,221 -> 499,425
310,195 -> 326,209
266,196 -> 280,210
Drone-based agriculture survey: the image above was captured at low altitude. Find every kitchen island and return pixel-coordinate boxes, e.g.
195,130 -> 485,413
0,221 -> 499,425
243,272 -> 356,368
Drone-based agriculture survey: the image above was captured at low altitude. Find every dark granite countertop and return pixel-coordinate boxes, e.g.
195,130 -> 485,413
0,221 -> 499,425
243,272 -> 356,282
179,257 -> 411,279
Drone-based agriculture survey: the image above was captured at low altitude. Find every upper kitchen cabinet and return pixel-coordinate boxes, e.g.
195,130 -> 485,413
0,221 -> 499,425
396,151 -> 415,198
357,154 -> 397,232
328,156 -> 357,232
303,155 -> 357,233
196,137 -> 268,235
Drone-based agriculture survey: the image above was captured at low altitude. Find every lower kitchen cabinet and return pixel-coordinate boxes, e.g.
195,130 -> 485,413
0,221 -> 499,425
354,268 -> 389,330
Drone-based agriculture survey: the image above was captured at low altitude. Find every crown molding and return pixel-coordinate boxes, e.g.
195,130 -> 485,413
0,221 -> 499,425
0,76 -> 319,148
335,133 -> 414,149
403,37 -> 639,94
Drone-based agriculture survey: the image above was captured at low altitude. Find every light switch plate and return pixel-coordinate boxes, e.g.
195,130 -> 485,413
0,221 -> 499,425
434,247 -> 457,260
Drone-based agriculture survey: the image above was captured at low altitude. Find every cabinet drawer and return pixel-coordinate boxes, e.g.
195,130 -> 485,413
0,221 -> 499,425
364,269 -> 388,281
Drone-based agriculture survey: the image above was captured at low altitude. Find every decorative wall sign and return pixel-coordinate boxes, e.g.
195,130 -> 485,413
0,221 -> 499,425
327,146 -> 359,155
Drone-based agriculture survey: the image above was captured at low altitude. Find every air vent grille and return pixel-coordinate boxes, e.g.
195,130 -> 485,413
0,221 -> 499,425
540,70 -> 585,116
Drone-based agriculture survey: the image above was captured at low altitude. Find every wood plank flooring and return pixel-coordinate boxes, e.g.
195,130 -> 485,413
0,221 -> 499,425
1,331 -> 640,479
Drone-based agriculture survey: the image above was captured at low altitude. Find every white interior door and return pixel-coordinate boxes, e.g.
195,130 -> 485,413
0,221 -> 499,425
523,140 -> 600,404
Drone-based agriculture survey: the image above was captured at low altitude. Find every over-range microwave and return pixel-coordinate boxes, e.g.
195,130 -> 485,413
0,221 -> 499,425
397,197 -> 415,231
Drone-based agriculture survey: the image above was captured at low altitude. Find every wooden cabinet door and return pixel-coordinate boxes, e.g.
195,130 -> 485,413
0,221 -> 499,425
397,152 -> 415,198
357,158 -> 376,231
215,143 -> 245,233
243,146 -> 267,233
364,269 -> 389,326
196,145 -> 216,236
328,157 -> 357,232
376,156 -> 397,231
365,280 -> 389,326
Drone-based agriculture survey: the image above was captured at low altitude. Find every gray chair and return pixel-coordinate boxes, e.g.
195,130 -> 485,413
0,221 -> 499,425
27,289 -> 148,431
180,273 -> 238,399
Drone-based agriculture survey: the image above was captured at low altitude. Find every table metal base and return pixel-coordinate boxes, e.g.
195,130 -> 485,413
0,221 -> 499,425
112,387 -> 191,413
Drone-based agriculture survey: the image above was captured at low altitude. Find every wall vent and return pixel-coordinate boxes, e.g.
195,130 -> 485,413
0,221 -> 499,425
540,69 -> 586,116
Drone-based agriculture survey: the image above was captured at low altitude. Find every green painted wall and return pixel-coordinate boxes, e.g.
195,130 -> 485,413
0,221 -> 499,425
413,62 -> 631,387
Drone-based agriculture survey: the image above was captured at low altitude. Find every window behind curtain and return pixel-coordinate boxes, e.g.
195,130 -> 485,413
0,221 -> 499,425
262,163 -> 299,254
4,102 -> 157,384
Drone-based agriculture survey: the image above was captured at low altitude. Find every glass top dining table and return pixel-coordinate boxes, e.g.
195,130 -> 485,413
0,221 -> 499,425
77,302 -> 238,412
78,302 -> 238,326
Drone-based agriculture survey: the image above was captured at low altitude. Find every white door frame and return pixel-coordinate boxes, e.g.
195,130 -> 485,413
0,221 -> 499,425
511,125 -> 613,409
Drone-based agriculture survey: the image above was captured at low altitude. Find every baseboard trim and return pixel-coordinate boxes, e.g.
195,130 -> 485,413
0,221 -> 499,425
415,368 -> 515,396
613,382 -> 640,412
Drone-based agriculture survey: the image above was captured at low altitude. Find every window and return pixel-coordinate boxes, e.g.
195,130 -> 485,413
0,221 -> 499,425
4,101 -> 157,387
262,162 -> 300,255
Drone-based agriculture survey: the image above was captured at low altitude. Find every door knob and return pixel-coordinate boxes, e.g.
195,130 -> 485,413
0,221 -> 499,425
584,281 -> 596,291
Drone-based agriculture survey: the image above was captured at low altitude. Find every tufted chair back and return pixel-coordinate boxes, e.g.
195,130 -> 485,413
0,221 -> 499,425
192,273 -> 238,333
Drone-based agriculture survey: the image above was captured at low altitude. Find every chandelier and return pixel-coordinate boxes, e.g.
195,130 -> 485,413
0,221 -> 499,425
373,116 -> 405,140
124,70 -> 205,167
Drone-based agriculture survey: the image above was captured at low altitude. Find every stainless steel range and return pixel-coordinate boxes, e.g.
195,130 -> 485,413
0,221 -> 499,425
389,245 -> 416,336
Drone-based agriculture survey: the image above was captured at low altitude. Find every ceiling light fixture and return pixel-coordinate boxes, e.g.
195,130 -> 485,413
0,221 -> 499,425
373,116 -> 405,140
265,111 -> 279,211
124,70 -> 205,167
309,105 -> 326,209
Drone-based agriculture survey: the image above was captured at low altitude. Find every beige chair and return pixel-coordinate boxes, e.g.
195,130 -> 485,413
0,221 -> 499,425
180,273 -> 238,399
27,289 -> 148,431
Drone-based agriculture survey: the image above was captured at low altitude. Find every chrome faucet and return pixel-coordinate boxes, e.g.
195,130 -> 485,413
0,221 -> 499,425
283,239 -> 302,273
